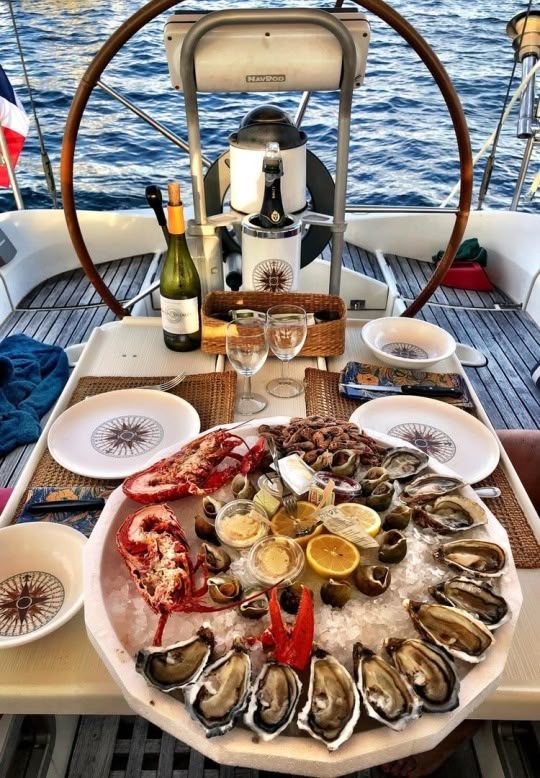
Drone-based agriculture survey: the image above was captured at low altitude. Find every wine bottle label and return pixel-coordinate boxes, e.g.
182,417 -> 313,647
160,296 -> 199,335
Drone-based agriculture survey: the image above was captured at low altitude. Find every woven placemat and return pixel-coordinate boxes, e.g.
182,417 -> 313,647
304,368 -> 540,569
19,372 -> 237,495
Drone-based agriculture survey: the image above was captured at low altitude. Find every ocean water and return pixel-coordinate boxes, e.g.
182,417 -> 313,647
0,0 -> 537,213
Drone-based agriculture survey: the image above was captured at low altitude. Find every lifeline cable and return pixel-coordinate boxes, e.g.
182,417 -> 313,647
477,0 -> 534,209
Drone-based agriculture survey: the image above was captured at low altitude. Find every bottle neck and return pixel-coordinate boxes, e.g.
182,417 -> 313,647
167,203 -> 186,236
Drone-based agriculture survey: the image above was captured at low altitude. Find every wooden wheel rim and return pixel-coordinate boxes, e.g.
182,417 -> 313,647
60,0 -> 472,319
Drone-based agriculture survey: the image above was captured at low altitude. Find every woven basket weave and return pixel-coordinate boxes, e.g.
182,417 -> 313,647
201,291 -> 346,357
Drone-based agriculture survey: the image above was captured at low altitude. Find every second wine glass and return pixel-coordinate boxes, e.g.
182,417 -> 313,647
266,304 -> 308,398
226,319 -> 269,415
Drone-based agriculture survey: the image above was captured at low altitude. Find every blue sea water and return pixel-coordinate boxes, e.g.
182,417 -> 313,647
0,0 -> 537,213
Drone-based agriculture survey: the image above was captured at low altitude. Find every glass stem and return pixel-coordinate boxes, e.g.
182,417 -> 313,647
281,359 -> 290,384
243,374 -> 252,400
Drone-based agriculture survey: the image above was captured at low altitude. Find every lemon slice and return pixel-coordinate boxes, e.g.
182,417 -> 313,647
270,501 -> 323,547
306,535 -> 360,579
338,503 -> 381,538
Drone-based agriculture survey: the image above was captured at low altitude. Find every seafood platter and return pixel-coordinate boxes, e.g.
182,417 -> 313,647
84,415 -> 522,777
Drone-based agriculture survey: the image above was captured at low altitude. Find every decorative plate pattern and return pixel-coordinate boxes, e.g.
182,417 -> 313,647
253,259 -> 294,292
388,422 -> 456,463
382,342 -> 429,359
0,571 -> 65,637
91,415 -> 164,457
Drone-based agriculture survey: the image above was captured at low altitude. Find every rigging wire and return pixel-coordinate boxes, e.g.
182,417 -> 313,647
440,58 -> 540,207
7,0 -> 58,208
476,0 -> 534,210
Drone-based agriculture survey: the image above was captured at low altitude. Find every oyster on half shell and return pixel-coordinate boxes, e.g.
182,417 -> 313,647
135,627 -> 214,693
384,637 -> 460,713
429,576 -> 510,629
412,494 -> 487,534
353,642 -> 421,730
297,648 -> 360,751
186,643 -> 251,737
401,473 -> 464,504
244,661 -> 302,741
404,599 -> 494,663
433,539 -> 506,577
381,448 -> 429,480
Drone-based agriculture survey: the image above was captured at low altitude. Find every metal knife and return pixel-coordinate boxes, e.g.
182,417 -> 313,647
341,383 -> 463,398
26,498 -> 106,514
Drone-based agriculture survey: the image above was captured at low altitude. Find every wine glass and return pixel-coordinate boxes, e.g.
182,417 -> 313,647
226,319 -> 269,415
265,304 -> 308,398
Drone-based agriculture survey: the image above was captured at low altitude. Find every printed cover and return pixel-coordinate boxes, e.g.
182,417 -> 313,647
339,361 -> 473,409
16,486 -> 109,536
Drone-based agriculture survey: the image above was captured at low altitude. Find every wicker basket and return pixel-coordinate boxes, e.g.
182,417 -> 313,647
201,292 -> 346,357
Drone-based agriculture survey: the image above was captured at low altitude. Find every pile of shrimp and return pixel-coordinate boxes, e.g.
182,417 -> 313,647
258,415 -> 387,466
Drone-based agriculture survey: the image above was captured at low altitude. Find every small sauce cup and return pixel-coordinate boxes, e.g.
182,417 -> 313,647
215,499 -> 269,549
247,536 -> 305,586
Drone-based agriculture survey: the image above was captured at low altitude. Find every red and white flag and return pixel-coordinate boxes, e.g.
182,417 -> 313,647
0,66 -> 29,188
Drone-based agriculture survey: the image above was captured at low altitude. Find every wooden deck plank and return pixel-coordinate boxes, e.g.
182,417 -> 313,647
67,715 -> 119,778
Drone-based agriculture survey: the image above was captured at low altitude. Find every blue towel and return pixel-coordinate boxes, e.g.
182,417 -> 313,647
0,334 -> 69,455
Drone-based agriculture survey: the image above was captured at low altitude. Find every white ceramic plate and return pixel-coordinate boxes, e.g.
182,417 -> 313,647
0,523 -> 86,648
48,389 -> 200,479
83,417 -> 521,777
350,395 -> 500,483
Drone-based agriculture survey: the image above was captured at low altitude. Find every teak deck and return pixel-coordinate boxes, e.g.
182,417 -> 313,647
1,244 -> 538,777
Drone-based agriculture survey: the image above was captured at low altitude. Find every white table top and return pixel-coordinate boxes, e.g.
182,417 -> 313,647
1,317 -> 539,720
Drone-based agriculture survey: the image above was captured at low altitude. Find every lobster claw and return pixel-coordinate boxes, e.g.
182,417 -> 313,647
267,586 -> 314,671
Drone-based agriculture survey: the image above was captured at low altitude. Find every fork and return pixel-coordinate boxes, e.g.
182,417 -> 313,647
265,436 -> 298,517
139,371 -> 187,392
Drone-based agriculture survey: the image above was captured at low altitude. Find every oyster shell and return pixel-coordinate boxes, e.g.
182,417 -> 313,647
244,661 -> 302,741
404,599 -> 494,663
412,495 -> 487,534
401,473 -> 464,504
186,643 -> 251,737
381,448 -> 429,480
429,576 -> 510,629
353,642 -> 421,731
433,539 -> 506,577
384,637 -> 460,713
136,627 -> 214,693
360,466 -> 390,495
297,648 -> 360,751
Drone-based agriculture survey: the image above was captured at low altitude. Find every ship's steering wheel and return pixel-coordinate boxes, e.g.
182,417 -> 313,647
61,0 -> 472,319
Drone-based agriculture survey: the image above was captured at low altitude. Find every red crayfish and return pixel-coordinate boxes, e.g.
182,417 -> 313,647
117,502 -> 269,646
122,429 -> 266,504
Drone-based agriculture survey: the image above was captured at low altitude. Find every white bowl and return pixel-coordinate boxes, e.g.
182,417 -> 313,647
0,522 -> 87,648
361,317 -> 456,369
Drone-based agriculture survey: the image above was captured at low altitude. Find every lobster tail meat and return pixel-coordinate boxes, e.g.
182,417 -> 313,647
122,430 -> 267,504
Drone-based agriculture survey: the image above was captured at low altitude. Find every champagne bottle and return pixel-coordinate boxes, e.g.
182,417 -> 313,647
160,181 -> 202,351
258,142 -> 286,229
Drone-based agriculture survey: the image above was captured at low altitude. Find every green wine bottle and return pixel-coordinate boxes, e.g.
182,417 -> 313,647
160,181 -> 202,352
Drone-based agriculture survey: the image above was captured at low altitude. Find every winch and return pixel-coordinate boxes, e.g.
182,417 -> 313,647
163,7 -> 371,295
205,104 -> 335,291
